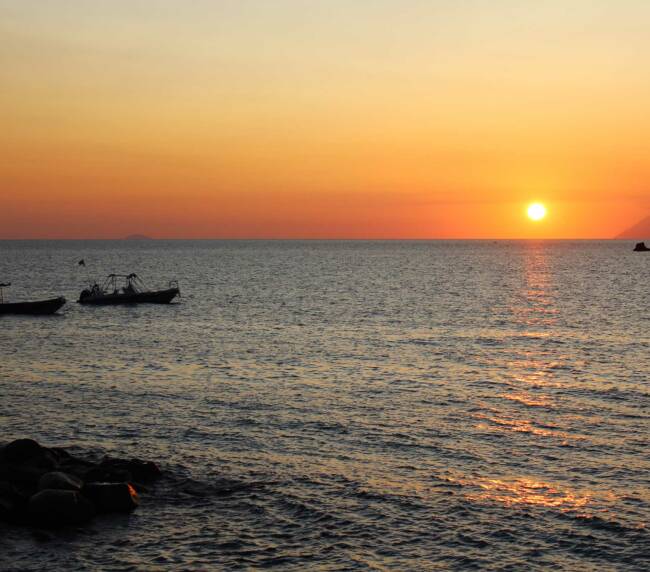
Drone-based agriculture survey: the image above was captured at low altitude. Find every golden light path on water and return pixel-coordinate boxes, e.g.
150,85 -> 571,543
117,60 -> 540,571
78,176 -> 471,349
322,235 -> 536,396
467,243 -> 594,509
465,477 -> 595,512
473,411 -> 581,443
337,244 -> 622,530
498,392 -> 555,407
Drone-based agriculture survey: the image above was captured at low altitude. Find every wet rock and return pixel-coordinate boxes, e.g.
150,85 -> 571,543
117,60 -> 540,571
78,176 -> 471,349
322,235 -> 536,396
84,457 -> 161,485
3,439 -> 43,463
84,465 -> 132,484
82,482 -> 139,513
99,457 -> 162,483
38,471 -> 83,492
0,481 -> 28,523
1,438 -> 160,529
28,489 -> 95,526
1,439 -> 58,477
0,462 -> 51,488
48,447 -> 79,468
56,453 -> 99,480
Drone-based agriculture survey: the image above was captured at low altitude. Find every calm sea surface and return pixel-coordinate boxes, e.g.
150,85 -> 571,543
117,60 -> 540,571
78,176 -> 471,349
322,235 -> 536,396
1,240 -> 648,571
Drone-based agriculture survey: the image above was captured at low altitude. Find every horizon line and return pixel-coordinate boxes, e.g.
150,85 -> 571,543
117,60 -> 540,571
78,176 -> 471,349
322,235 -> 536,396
0,236 -> 637,241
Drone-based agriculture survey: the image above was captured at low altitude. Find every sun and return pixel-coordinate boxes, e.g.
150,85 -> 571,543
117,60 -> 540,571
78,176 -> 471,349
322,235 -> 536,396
527,202 -> 547,221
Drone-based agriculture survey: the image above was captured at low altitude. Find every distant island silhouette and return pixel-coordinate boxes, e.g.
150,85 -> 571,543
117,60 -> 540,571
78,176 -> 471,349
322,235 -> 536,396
124,234 -> 153,240
616,215 -> 650,239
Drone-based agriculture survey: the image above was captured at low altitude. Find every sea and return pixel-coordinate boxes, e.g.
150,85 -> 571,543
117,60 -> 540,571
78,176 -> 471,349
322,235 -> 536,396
0,240 -> 648,571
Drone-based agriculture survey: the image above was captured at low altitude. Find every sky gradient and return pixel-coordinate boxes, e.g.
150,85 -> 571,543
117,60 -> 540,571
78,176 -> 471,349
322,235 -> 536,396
2,1 -> 650,238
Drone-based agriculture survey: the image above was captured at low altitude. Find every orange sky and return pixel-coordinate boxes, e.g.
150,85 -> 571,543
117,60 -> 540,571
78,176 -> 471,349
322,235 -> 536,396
2,1 -> 650,238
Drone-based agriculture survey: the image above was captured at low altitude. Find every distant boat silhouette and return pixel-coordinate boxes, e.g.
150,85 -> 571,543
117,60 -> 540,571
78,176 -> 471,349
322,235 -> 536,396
0,283 -> 66,315
633,242 -> 650,252
78,273 -> 179,305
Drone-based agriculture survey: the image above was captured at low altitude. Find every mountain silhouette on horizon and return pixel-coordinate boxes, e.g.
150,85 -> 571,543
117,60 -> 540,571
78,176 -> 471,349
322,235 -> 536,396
615,215 -> 650,239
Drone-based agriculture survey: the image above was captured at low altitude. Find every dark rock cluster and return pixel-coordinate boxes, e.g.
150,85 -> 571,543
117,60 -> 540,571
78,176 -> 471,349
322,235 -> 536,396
0,438 -> 161,527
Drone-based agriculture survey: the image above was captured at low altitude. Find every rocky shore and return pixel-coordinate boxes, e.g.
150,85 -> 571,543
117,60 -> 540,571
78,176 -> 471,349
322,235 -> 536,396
0,438 -> 161,528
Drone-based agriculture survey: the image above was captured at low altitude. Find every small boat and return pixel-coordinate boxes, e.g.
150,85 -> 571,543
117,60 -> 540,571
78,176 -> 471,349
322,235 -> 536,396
0,283 -> 66,315
78,273 -> 180,305
633,242 -> 650,252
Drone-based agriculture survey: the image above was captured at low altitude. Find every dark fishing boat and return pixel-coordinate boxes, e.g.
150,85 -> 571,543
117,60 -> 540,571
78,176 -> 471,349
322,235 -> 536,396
78,273 -> 180,305
0,283 -> 66,315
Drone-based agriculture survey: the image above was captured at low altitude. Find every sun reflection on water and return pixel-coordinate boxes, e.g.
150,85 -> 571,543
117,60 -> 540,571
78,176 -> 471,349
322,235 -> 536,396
466,477 -> 591,510
499,392 -> 554,407
473,411 -> 579,441
509,243 -> 560,328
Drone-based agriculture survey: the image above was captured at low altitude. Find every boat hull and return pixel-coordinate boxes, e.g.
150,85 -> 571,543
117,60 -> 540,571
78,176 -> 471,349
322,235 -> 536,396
78,288 -> 179,305
0,297 -> 66,315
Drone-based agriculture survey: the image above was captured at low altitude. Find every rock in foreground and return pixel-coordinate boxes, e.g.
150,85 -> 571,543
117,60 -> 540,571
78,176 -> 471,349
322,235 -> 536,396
29,489 -> 95,525
0,438 -> 161,528
83,482 -> 140,513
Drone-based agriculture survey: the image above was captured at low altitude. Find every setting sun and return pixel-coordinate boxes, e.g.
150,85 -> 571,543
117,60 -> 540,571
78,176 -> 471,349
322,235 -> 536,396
527,203 -> 547,222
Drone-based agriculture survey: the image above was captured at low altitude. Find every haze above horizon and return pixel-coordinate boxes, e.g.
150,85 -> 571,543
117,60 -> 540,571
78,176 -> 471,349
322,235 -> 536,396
2,1 -> 650,239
